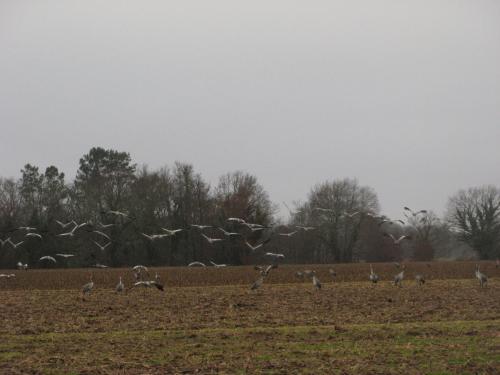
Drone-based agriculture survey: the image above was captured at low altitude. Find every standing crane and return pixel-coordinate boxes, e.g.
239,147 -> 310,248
475,265 -> 488,288
81,274 -> 94,301
369,264 -> 379,284
116,276 -> 125,293
250,273 -> 265,290
329,268 -> 337,278
311,271 -> 321,290
415,274 -> 425,286
394,265 -> 406,287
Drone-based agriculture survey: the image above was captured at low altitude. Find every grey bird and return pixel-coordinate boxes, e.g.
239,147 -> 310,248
475,265 -> 488,288
383,233 -> 412,245
210,261 -> 227,268
25,232 -> 43,240
394,265 -> 406,287
93,230 -> 111,241
403,207 -> 427,217
415,274 -> 425,286
81,274 -> 94,300
250,273 -> 265,290
312,271 -> 321,290
188,261 -> 206,267
93,241 -> 111,251
369,264 -> 379,284
161,228 -> 184,236
116,276 -> 125,293
56,220 -> 77,229
0,237 -> 11,247
201,234 -> 224,245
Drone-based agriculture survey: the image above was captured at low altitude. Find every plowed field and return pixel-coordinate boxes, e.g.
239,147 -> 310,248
0,262 -> 499,374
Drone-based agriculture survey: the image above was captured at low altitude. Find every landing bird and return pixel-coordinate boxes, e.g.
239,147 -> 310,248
245,241 -> 264,252
18,226 -> 36,232
188,261 -> 206,267
190,224 -> 212,230
254,264 -> 276,276
0,273 -> 15,279
16,262 -> 28,270
303,270 -> 314,278
278,231 -> 297,237
132,265 -> 148,273
365,213 -> 386,220
81,274 -> 94,300
106,210 -> 131,218
161,228 -> 184,236
201,234 -> 224,245
25,232 -> 42,240
57,225 -> 80,238
93,230 -> 111,241
403,207 -> 428,217
313,207 -> 335,214
265,252 -> 285,261
116,277 -> 125,293
369,264 -> 379,284
415,274 -> 425,286
7,239 -> 24,249
93,241 -> 111,251
210,261 -> 227,268
296,226 -> 316,231
141,233 -> 171,241
250,274 -> 265,290
312,271 -> 321,290
218,228 -> 242,237
244,225 -> 267,233
153,272 -> 164,290
475,265 -> 488,288
0,237 -> 11,247
282,201 -> 303,215
343,211 -> 360,218
394,265 -> 406,287
243,222 -> 266,230
75,221 -> 91,230
56,220 -> 77,229
383,233 -> 412,245
378,219 -> 405,227
131,280 -> 164,291
227,217 -> 246,224
55,253 -> 75,258
245,238 -> 271,252
97,221 -> 115,229
39,256 -> 56,263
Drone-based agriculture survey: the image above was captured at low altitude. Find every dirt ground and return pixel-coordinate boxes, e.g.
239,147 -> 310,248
0,262 -> 499,374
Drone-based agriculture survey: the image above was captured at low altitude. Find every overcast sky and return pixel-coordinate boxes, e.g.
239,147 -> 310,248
1,1 -> 499,220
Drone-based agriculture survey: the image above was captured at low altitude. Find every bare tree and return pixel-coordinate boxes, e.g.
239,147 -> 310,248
406,211 -> 440,261
214,171 -> 275,225
446,185 -> 500,259
293,178 -> 380,263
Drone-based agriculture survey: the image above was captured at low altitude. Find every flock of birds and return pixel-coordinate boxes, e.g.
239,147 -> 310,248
0,206 -> 495,298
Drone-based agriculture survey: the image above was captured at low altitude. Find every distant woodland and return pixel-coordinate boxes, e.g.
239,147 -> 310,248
0,147 -> 498,268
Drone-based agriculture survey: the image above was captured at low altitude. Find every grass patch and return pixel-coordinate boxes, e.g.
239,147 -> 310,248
0,320 -> 498,374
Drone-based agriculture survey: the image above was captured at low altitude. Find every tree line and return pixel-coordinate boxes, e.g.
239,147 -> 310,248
0,147 -> 498,268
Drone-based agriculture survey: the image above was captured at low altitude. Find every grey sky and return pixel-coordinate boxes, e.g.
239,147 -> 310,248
1,1 -> 499,220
